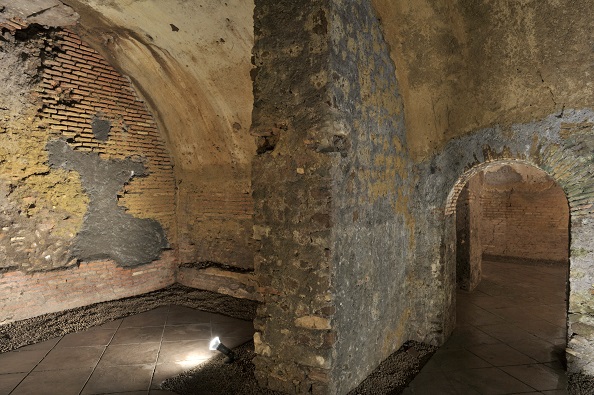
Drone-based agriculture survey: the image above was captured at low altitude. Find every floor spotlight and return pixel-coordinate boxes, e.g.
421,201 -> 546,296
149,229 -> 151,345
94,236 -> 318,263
209,336 -> 235,363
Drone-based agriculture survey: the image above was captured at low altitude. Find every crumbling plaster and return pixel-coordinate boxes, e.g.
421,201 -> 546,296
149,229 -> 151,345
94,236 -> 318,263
61,0 -> 257,267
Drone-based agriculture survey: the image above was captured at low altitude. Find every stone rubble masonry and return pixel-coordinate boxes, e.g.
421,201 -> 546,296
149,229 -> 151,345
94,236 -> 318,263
251,0 -> 410,393
0,251 -> 176,325
456,174 -> 482,292
251,1 -> 336,393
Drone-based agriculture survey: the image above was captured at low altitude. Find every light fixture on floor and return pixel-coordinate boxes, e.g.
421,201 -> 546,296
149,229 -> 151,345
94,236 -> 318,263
209,336 -> 235,363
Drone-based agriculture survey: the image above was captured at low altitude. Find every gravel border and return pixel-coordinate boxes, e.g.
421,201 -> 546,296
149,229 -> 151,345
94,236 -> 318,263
0,284 -> 257,353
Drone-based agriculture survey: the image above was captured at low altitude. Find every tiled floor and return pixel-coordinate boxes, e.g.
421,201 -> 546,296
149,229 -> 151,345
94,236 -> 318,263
0,305 -> 254,395
404,260 -> 569,394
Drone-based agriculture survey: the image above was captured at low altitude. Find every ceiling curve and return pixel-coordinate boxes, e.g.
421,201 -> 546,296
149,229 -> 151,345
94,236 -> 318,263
61,0 -> 256,171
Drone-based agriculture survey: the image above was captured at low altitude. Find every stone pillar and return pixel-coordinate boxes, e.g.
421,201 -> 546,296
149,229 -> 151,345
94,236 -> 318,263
251,0 -> 410,393
251,1 -> 336,393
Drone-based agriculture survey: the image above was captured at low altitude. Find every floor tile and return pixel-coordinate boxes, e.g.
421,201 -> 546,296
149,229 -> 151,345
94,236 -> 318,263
151,362 -> 189,389
515,318 -> 566,341
16,337 -> 60,352
442,325 -> 501,350
110,326 -> 164,345
457,305 -> 505,326
448,367 -> 535,394
120,307 -> 169,328
402,369 -> 465,394
96,319 -> 123,329
477,323 -> 537,344
166,307 -> 215,326
157,340 -> 215,365
211,320 -> 254,339
501,363 -> 567,391
57,328 -> 116,348
34,346 -> 105,371
0,372 -> 27,394
99,343 -> 160,366
162,323 -> 212,342
468,343 -> 537,367
81,364 -> 154,394
507,338 -> 563,363
430,348 -> 492,371
0,350 -> 48,374
10,368 -> 93,395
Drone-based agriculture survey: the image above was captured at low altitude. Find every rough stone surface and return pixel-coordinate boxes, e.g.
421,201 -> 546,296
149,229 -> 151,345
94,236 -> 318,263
0,26 -> 87,272
0,0 -> 79,27
372,0 -> 594,159
251,0 -> 412,393
328,1 -> 410,393
251,0 -> 336,392
47,139 -> 168,266
455,174 -> 482,291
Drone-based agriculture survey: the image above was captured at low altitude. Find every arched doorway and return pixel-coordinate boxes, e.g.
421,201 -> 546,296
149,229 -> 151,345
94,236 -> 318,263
408,161 -> 570,393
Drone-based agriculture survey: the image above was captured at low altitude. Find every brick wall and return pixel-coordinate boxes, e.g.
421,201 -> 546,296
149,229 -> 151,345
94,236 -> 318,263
0,20 -> 177,323
0,251 -> 176,324
479,164 -> 569,264
38,29 -> 176,235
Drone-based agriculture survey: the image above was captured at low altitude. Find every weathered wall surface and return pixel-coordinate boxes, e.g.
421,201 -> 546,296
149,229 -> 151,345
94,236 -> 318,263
0,17 -> 176,322
479,164 -> 569,264
251,1 -> 336,393
328,1 -> 410,393
456,174 -> 482,291
0,23 -> 87,273
63,0 -> 257,270
372,0 -> 594,159
252,0 -> 411,393
0,252 -> 175,324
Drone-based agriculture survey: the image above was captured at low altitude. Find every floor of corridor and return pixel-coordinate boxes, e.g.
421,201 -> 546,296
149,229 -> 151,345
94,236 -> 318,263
0,305 -> 254,395
404,260 -> 568,395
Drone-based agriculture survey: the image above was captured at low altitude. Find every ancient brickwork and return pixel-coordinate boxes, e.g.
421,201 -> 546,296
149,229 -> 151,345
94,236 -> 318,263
0,251 -> 175,324
38,29 -> 176,236
479,165 -> 569,264
177,172 -> 254,269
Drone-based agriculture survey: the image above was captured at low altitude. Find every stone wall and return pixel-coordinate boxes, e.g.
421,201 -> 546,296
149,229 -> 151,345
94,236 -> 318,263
0,19 -> 176,322
328,1 -> 411,393
409,112 -> 594,378
456,174 -> 482,291
250,1 -> 335,393
479,164 -> 569,264
251,0 -> 410,393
